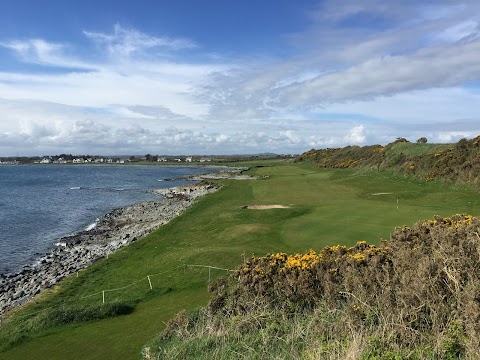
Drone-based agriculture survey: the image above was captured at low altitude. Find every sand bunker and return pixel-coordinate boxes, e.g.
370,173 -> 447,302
244,205 -> 290,209
371,192 -> 393,196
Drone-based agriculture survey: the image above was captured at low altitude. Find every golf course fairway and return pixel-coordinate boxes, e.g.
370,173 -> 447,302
2,161 -> 480,360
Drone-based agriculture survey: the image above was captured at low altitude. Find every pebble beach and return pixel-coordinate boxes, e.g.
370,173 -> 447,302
0,167 -> 252,316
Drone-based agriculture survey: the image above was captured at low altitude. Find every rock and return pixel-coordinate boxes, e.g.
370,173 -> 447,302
0,181 -> 220,316
12,290 -> 24,300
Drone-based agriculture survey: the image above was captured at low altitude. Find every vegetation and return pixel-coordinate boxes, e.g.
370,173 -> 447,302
1,159 -> 480,359
146,214 -> 480,359
297,136 -> 480,185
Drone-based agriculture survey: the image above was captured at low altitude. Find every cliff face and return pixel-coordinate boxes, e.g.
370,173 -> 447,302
297,136 -> 480,185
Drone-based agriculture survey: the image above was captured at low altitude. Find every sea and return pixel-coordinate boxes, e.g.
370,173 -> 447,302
0,165 -> 216,274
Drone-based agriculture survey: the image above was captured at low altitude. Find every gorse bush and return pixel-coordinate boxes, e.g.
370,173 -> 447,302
297,135 -> 480,185
149,215 -> 480,359
208,243 -> 392,315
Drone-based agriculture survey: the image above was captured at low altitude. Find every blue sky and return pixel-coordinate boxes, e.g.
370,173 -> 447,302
1,0 -> 480,155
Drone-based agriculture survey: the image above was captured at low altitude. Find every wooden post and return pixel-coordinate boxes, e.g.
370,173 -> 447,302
147,275 -> 152,290
102,290 -> 105,304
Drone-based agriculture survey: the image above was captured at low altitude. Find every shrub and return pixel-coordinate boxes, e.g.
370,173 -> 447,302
152,215 -> 480,359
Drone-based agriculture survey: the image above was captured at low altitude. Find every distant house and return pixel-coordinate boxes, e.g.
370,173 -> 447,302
73,158 -> 84,163
157,157 -> 167,162
53,157 -> 67,164
173,158 -> 182,162
185,157 -> 193,163
199,158 -> 211,163
40,158 -> 51,164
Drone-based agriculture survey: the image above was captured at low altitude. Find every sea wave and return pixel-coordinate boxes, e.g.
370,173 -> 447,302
85,218 -> 100,231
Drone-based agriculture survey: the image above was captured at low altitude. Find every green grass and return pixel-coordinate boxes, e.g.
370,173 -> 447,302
2,160 -> 480,359
386,142 -> 451,156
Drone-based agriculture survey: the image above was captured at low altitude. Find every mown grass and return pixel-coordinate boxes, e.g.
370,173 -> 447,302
1,160 -> 480,359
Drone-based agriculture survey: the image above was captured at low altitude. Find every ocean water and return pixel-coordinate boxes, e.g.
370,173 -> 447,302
0,165 -> 215,274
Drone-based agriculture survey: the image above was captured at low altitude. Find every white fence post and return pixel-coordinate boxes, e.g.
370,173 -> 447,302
102,290 -> 105,304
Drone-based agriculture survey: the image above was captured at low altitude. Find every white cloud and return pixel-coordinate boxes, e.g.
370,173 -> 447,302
274,38 -> 480,106
0,39 -> 61,61
433,20 -> 479,43
1,2 -> 480,155
344,125 -> 366,145
0,39 -> 96,70
435,131 -> 475,143
200,0 -> 480,117
83,24 -> 197,58
316,87 -> 480,130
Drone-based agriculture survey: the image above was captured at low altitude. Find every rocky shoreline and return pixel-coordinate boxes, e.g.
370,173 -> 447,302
0,180 -> 222,316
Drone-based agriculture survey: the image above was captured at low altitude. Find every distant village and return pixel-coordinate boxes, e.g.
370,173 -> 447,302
0,154 -> 214,165
0,152 -> 297,165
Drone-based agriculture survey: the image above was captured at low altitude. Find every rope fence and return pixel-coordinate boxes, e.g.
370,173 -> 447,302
0,263 -> 234,328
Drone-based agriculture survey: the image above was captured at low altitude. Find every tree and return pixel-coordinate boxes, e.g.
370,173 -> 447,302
416,137 -> 428,144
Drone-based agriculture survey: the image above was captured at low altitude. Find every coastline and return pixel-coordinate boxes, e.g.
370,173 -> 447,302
0,166 -> 253,316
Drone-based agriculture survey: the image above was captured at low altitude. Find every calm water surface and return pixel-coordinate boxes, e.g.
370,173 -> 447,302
0,165 -> 214,274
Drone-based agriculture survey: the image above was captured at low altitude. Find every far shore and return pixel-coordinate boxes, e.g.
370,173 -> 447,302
0,166 -> 254,316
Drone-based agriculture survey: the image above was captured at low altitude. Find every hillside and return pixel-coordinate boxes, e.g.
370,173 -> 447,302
297,136 -> 480,185
144,215 -> 480,359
